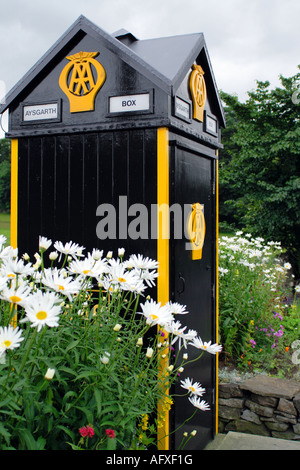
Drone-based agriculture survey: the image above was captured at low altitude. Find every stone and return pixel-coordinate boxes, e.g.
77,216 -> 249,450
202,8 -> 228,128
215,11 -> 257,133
293,423 -> 300,434
219,398 -> 244,409
277,398 -> 297,416
219,383 -> 243,398
225,419 -> 270,437
240,409 -> 261,425
274,412 -> 297,425
264,421 -> 289,432
240,376 -> 300,399
293,392 -> 300,413
245,399 -> 274,418
272,430 -> 299,440
218,420 -> 225,433
218,405 -> 241,421
251,393 -> 278,408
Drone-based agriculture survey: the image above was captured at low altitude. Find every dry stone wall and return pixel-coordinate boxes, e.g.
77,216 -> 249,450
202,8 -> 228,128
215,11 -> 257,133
218,376 -> 300,440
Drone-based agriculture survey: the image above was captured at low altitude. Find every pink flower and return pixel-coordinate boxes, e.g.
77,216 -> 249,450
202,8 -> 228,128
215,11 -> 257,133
105,429 -> 116,439
79,425 -> 95,438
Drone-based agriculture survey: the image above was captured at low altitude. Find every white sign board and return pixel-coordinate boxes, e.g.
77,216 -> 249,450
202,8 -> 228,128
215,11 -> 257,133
174,97 -> 191,121
109,93 -> 150,113
205,115 -> 217,135
23,103 -> 58,121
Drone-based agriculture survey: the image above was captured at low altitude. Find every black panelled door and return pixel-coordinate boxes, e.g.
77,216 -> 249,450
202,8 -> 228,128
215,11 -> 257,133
170,142 -> 216,450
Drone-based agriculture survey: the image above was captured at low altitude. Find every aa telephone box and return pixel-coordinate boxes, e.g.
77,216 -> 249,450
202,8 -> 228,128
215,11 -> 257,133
0,15 -> 225,450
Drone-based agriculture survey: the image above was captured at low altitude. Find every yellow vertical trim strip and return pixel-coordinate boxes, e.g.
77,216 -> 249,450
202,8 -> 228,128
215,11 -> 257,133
11,139 -> 18,249
215,155 -> 219,435
157,127 -> 170,450
10,139 -> 18,328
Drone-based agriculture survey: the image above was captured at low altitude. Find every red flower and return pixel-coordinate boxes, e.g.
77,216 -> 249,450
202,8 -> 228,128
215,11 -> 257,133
105,429 -> 115,439
79,425 -> 95,438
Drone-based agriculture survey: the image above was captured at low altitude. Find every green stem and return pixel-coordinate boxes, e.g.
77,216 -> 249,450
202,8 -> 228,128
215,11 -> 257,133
157,409 -> 198,445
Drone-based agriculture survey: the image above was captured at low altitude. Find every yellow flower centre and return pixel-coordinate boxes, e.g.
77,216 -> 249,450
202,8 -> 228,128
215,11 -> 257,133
36,310 -> 47,320
58,285 -> 65,291
83,270 -> 90,275
7,273 -> 16,279
190,386 -> 196,392
150,314 -> 158,320
2,340 -> 11,348
9,295 -> 22,303
118,277 -> 127,283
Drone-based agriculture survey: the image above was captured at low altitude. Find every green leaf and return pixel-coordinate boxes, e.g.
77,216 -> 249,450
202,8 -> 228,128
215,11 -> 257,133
106,437 -> 117,450
0,422 -> 11,444
94,389 -> 102,417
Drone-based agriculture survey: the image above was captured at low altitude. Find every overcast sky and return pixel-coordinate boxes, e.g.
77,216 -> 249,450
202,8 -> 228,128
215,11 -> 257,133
1,0 -> 300,136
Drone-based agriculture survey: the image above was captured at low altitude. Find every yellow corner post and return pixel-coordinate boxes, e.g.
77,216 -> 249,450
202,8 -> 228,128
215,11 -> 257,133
157,127 -> 170,450
11,139 -> 18,249
10,139 -> 18,328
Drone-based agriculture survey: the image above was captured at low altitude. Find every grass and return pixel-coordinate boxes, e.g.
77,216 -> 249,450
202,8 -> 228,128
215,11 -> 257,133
0,213 -> 10,245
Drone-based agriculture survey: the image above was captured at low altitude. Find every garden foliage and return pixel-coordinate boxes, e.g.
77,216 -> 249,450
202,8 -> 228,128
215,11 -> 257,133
219,231 -> 299,372
0,235 -> 220,450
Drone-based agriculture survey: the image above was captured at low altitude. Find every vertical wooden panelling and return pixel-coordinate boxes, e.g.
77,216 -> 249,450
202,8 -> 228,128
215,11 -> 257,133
27,137 -> 42,249
41,136 -> 56,240
69,134 -> 84,244
55,136 -> 70,241
83,133 -> 98,247
16,129 -> 158,265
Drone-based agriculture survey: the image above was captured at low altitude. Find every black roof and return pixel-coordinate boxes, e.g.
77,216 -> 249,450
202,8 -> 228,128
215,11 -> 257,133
0,15 -> 225,127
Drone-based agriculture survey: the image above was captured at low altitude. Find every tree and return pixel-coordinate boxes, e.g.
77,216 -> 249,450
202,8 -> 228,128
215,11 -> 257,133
219,69 -> 300,279
0,139 -> 10,213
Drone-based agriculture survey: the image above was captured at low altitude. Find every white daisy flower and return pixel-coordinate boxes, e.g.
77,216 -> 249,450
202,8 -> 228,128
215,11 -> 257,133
164,320 -> 197,349
127,254 -> 159,271
0,234 -> 7,248
0,246 -> 18,260
138,299 -> 173,327
92,258 -> 110,277
0,282 -> 32,307
54,240 -> 85,259
0,325 -> 24,356
20,291 -> 62,332
0,258 -> 34,280
39,236 -> 52,252
166,301 -> 188,315
90,248 -> 103,261
138,269 -> 159,287
41,268 -> 83,300
191,336 -> 222,355
68,255 -> 95,277
188,395 -> 210,411
106,262 -> 141,291
180,377 -> 206,396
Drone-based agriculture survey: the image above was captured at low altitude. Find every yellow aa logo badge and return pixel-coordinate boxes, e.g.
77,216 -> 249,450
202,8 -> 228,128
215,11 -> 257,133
189,64 -> 207,122
59,51 -> 106,113
187,203 -> 206,260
